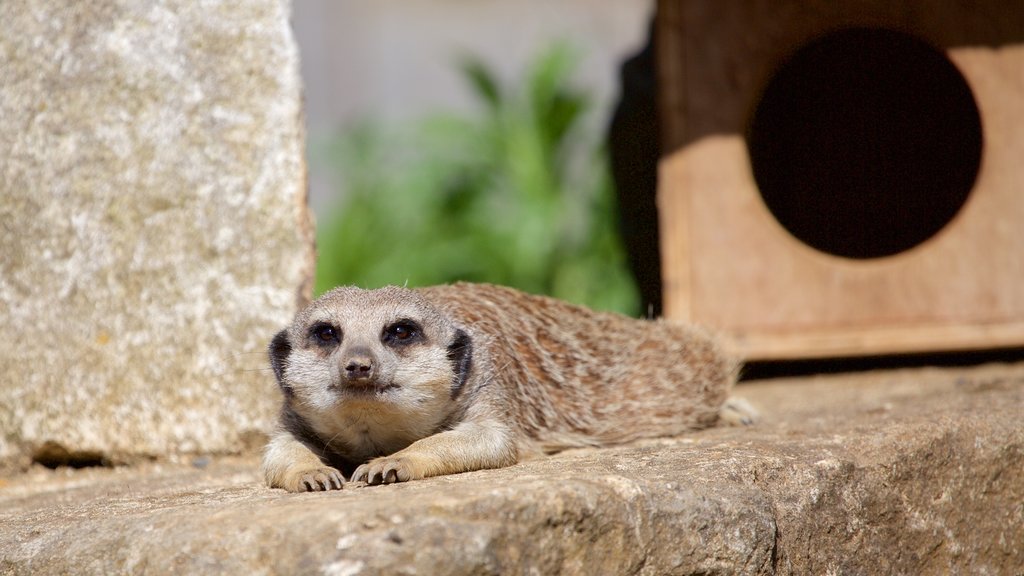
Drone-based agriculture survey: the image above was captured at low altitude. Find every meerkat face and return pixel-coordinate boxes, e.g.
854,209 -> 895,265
269,286 -> 473,422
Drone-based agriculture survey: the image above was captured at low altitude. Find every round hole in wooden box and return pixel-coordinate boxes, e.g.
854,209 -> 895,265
747,27 -> 983,260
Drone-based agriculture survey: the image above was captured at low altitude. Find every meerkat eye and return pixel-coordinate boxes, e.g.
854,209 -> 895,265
310,323 -> 340,345
383,320 -> 421,345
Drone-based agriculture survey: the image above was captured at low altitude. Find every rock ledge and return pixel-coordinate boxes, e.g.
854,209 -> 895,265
2,364 -> 1021,575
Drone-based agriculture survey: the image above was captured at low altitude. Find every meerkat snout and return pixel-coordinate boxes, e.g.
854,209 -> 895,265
342,347 -> 375,383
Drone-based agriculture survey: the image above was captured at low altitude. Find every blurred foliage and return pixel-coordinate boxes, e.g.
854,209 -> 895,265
314,43 -> 640,316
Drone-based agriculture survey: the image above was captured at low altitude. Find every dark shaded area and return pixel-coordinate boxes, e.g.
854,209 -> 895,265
747,28 -> 983,259
658,2 -> 1024,158
740,348 -> 1024,381
608,21 -> 662,316
31,441 -> 108,469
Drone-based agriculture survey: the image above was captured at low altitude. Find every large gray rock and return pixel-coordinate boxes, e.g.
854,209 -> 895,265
0,1 -> 313,466
1,364 -> 1021,574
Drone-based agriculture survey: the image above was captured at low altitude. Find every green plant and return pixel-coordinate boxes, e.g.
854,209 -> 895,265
314,43 -> 640,315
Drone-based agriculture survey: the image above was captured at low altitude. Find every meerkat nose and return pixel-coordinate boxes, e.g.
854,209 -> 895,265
343,353 -> 375,382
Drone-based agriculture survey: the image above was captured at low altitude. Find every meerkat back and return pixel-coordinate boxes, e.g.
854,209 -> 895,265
416,283 -> 737,453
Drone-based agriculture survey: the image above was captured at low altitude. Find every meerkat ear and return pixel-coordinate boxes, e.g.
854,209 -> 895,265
447,328 -> 473,399
268,329 -> 293,395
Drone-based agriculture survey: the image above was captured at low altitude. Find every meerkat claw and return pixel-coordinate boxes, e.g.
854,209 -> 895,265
350,465 -> 368,484
298,468 -> 345,492
380,461 -> 408,484
352,457 -> 417,486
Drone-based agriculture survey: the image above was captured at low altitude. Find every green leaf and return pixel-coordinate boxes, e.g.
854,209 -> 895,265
313,42 -> 640,316
458,55 -> 502,111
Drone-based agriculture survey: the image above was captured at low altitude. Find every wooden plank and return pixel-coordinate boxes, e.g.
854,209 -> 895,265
725,322 -> 1024,361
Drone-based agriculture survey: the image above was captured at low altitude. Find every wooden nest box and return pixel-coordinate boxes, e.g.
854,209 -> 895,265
655,1 -> 1024,361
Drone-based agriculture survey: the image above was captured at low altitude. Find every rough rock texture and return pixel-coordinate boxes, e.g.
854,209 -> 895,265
0,1 -> 313,466
2,364 -> 1021,575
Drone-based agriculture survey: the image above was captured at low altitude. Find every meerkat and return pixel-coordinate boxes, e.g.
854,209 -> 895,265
262,282 -> 752,492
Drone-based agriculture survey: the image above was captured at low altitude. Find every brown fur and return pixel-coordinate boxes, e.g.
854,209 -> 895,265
262,282 -> 739,492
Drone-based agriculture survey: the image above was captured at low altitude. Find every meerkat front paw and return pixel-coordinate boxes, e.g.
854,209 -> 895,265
280,466 -> 346,492
351,456 -> 425,486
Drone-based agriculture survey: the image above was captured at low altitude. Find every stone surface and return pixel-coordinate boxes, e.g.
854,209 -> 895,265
0,1 -> 313,466
2,363 -> 1021,575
